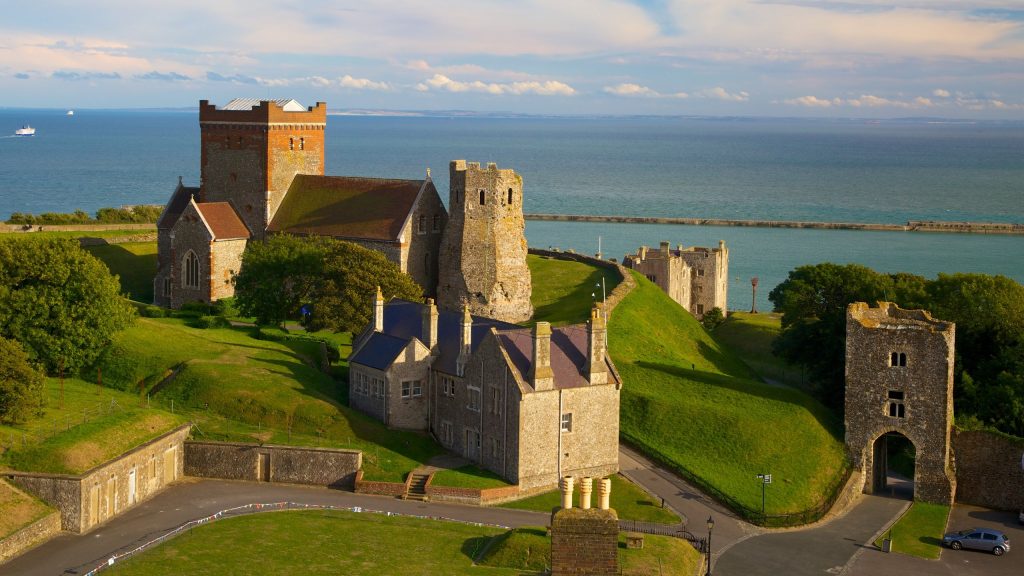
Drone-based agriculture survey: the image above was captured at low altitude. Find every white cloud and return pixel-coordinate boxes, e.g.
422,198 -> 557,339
697,86 -> 749,102
780,91 -> 1024,111
932,88 -> 951,98
783,95 -> 839,107
338,74 -> 390,90
603,83 -> 688,98
415,74 -> 575,96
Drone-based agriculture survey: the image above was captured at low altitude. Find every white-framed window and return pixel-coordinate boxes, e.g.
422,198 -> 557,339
373,378 -> 384,398
561,412 -> 573,432
412,380 -> 422,397
401,381 -> 412,398
467,385 -> 481,412
183,250 -> 200,289
442,376 -> 456,397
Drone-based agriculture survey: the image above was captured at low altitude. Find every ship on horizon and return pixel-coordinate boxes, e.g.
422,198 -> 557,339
14,125 -> 35,136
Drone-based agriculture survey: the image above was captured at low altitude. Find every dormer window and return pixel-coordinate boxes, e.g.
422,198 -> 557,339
890,352 -> 907,367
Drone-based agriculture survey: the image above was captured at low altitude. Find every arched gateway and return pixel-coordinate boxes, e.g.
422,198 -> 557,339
845,302 -> 956,504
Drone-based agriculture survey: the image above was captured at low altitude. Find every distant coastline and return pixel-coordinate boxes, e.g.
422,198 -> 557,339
524,214 -> 1024,235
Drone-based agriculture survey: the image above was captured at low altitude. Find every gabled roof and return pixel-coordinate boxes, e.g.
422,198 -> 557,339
157,181 -> 200,229
194,202 -> 250,240
349,332 -> 412,370
267,175 -> 429,241
223,98 -> 305,111
496,326 -> 620,391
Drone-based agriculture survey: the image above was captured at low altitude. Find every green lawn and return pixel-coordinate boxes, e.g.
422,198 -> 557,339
431,465 -> 512,489
0,229 -> 155,240
874,502 -> 950,559
84,241 -> 158,303
0,480 -> 53,540
527,254 -> 621,326
611,271 -> 848,521
500,474 -> 680,524
713,312 -> 803,387
0,378 -> 185,475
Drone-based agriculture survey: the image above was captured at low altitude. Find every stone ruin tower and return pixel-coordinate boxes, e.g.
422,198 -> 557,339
198,99 -> 326,237
845,302 -> 956,504
437,160 -> 533,323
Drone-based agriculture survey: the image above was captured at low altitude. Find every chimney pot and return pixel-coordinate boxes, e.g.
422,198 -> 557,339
581,477 -> 593,510
561,476 -> 574,509
599,477 -> 611,510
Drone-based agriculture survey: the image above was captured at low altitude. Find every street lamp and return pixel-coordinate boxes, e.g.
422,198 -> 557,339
706,515 -> 715,576
750,277 -> 759,314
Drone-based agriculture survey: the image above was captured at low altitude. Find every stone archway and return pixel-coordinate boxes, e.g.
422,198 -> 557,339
869,431 -> 916,499
845,302 -> 956,505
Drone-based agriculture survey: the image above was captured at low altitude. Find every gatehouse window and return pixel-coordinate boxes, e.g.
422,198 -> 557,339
888,390 -> 905,418
183,251 -> 200,289
890,352 -> 907,367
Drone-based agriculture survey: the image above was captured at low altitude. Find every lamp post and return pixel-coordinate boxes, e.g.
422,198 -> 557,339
706,515 -> 715,576
750,277 -> 759,313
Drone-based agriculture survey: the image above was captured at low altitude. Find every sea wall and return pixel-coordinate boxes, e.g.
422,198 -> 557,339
525,214 -> 1024,235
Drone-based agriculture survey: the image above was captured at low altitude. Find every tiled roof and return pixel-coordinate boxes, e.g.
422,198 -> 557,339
195,202 -> 250,240
497,325 -> 618,391
268,175 -> 428,241
349,332 -> 411,370
222,98 -> 305,111
157,183 -> 199,229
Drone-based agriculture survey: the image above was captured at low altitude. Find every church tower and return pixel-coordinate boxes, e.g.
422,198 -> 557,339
437,161 -> 533,323
198,99 -> 326,238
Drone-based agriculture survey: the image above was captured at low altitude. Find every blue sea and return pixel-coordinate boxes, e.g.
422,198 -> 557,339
1,108 -> 1022,311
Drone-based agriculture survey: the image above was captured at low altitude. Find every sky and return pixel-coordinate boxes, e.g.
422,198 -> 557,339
2,1 -> 1023,118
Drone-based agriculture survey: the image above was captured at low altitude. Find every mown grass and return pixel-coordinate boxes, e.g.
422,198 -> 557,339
106,510 -> 517,576
499,474 -> 680,524
874,502 -> 949,559
0,378 -> 185,475
713,312 -> 803,387
430,464 -> 512,489
0,480 -> 54,539
0,229 -> 154,240
478,525 -> 701,575
611,270 -> 848,518
84,241 -> 158,303
527,254 -> 621,326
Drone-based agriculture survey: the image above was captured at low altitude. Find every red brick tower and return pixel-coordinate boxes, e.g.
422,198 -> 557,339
198,99 -> 326,238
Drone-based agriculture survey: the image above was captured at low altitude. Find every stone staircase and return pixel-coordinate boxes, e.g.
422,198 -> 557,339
405,471 -> 431,501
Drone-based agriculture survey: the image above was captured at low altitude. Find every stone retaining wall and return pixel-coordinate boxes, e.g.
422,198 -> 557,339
0,512 -> 61,564
184,441 -> 361,489
527,248 -> 636,318
952,429 -> 1024,511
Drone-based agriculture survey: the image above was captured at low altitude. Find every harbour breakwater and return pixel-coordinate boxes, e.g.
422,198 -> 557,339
524,214 -> 1024,235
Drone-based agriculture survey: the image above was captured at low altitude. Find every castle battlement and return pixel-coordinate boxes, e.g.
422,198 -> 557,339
199,99 -> 327,125
848,301 -> 953,332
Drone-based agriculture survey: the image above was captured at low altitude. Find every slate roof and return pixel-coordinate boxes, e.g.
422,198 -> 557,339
349,332 -> 411,370
195,202 -> 251,240
223,98 -> 305,111
156,183 -> 200,229
267,175 -> 428,241
496,326 -> 619,391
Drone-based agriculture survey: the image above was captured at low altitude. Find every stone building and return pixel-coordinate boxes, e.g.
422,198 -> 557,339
154,98 -> 446,308
844,301 -> 956,504
437,160 -> 533,323
623,240 -> 728,318
348,294 -> 621,490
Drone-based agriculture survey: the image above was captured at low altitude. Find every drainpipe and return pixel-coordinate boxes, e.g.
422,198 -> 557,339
557,389 -> 563,480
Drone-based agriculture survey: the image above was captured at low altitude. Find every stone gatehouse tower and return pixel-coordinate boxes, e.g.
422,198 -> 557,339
437,160 -> 533,323
845,302 -> 956,504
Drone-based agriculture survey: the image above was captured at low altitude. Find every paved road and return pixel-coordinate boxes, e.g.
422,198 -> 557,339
714,494 -> 907,576
0,478 -> 549,576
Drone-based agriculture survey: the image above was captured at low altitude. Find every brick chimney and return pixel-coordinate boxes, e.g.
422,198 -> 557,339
422,298 -> 438,351
529,322 -> 555,391
373,286 -> 384,332
587,304 -> 608,385
457,304 -> 472,376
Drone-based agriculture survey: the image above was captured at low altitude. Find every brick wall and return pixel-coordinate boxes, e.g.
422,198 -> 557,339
952,429 -> 1024,511
550,507 -> 620,576
353,470 -> 407,497
184,441 -> 361,489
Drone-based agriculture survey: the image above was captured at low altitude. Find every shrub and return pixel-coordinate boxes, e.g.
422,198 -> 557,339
701,307 -> 725,330
140,305 -> 166,318
0,337 -> 44,423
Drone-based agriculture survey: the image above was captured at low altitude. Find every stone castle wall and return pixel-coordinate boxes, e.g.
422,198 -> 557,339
208,238 -> 246,302
437,161 -> 532,323
184,441 -> 361,489
845,302 -> 956,504
0,511 -> 61,565
952,429 -> 1024,511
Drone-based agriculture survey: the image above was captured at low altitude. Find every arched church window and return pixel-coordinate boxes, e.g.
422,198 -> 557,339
183,251 -> 200,290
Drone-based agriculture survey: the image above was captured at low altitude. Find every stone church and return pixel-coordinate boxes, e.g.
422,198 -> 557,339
153,98 -> 531,323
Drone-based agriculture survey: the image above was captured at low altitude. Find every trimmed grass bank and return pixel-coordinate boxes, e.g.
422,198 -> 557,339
713,311 -> 803,387
873,502 -> 950,559
527,254 -> 621,326
0,480 -> 53,540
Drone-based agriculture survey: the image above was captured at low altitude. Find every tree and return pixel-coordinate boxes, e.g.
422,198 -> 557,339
0,237 -> 135,374
0,337 -> 44,423
233,236 -> 423,334
701,307 -> 725,330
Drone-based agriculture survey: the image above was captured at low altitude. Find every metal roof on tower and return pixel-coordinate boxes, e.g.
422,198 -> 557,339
222,98 -> 306,111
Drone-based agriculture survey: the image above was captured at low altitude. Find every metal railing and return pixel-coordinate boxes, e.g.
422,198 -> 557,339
618,519 -> 707,552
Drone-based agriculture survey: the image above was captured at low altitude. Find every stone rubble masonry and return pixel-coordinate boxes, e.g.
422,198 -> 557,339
550,507 -> 620,576
7,424 -> 190,533
198,100 -> 327,238
845,302 -> 956,505
183,441 -> 362,489
951,429 -> 1024,511
437,161 -> 533,323
0,511 -> 61,564
622,240 -> 728,319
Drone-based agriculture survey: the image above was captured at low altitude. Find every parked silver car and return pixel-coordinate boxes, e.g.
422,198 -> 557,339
943,527 -> 1010,555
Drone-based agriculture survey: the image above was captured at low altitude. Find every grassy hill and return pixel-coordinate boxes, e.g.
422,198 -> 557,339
713,312 -> 803,387
0,480 -> 54,540
610,270 -> 848,520
527,254 -> 621,326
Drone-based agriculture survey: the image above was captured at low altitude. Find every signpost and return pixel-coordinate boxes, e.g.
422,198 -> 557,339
756,473 -> 771,520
